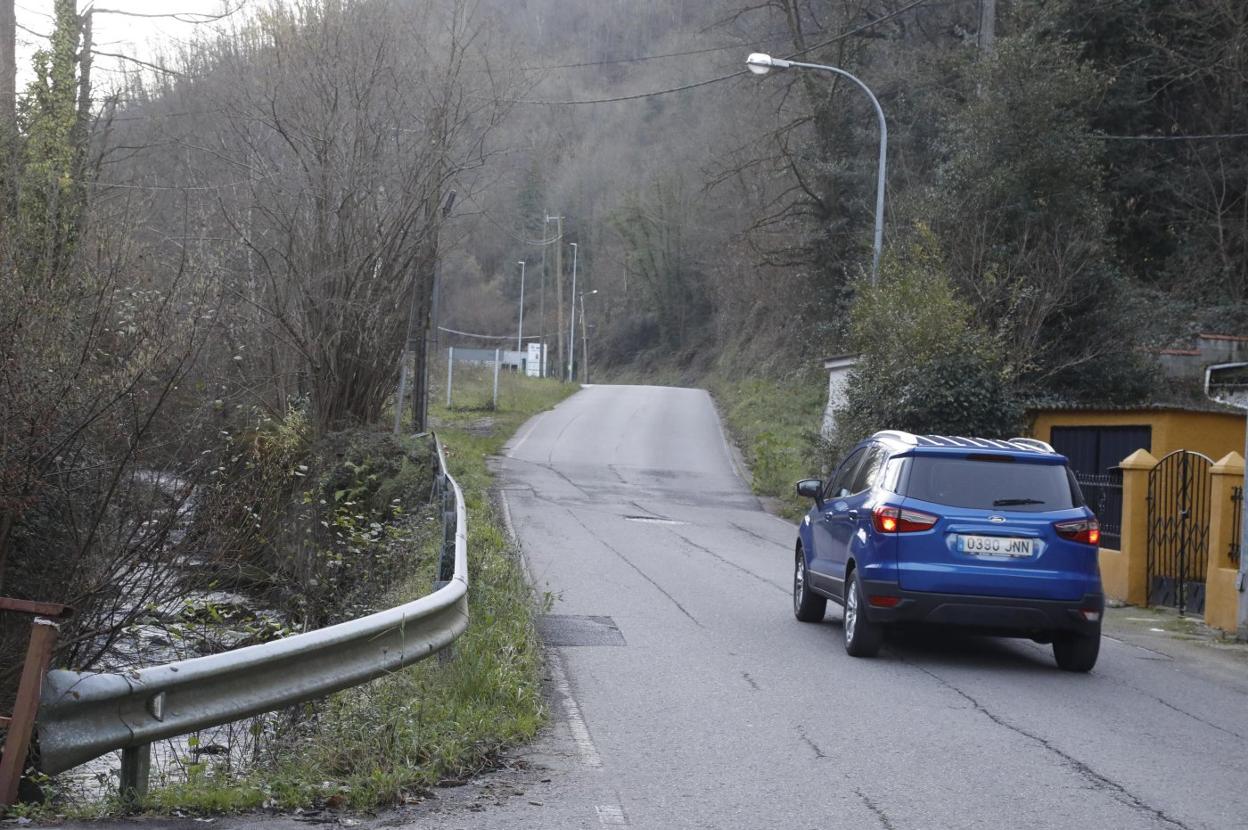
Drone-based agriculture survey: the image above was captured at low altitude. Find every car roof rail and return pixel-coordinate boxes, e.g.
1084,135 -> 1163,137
873,430 -> 918,445
1007,437 -> 1056,453
906,435 -> 1057,453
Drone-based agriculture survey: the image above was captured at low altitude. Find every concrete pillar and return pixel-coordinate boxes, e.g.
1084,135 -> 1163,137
1113,449 -> 1158,606
1205,452 -> 1244,633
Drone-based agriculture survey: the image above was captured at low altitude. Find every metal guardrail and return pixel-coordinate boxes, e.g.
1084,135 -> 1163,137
32,436 -> 468,789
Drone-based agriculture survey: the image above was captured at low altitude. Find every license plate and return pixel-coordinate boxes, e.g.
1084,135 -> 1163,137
957,534 -> 1034,558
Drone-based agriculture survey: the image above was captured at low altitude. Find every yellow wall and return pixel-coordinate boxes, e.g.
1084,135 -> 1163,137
1030,409 -> 1245,464
1204,453 -> 1244,633
1098,547 -> 1128,600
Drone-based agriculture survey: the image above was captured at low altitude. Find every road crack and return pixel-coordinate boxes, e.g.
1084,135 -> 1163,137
1104,674 -> 1248,742
728,520 -> 791,551
854,789 -> 898,830
546,412 -> 585,465
669,531 -> 788,595
567,513 -> 702,628
795,725 -> 827,759
907,660 -> 1194,830
504,455 -> 592,498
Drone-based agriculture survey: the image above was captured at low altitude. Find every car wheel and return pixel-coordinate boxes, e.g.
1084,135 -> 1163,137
1052,627 -> 1100,672
793,546 -> 827,622
843,567 -> 883,657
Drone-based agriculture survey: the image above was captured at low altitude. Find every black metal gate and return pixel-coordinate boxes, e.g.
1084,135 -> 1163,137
1147,450 -> 1213,615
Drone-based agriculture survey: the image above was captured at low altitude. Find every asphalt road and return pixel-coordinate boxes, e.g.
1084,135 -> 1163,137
453,384 -> 1248,830
43,384 -> 1248,830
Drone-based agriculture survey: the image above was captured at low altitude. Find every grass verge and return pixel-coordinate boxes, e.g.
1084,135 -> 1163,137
105,371 -> 577,815
705,370 -> 827,520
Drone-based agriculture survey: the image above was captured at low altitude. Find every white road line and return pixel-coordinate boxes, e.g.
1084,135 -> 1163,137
549,649 -> 603,768
596,804 -> 629,826
506,410 -> 547,457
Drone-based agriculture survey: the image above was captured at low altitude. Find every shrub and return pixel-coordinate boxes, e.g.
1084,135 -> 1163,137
830,231 -> 1023,461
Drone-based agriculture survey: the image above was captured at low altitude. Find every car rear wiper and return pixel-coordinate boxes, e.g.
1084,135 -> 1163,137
992,498 -> 1046,506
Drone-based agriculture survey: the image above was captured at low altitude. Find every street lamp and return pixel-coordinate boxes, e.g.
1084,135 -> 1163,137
579,290 -> 599,384
746,52 -> 887,283
516,261 -> 526,352
567,242 -> 579,382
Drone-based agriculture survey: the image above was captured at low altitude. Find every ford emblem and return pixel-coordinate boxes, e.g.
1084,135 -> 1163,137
988,515 -> 1006,524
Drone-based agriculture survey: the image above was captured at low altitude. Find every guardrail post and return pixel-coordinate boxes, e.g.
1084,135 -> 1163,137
119,743 -> 151,807
0,617 -> 61,806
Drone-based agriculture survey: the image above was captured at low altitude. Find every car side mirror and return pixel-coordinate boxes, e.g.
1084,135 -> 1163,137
796,479 -> 823,503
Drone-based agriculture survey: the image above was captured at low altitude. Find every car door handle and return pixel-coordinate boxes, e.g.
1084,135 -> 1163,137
847,509 -> 860,520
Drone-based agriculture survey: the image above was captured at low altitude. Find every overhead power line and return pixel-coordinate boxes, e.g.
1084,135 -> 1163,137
519,31 -> 792,71
509,0 -> 931,107
787,0 -> 931,60
459,191 -> 564,245
438,326 -> 540,341
509,70 -> 747,106
1103,131 -> 1248,141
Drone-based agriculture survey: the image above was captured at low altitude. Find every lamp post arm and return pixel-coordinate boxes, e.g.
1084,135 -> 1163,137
779,59 -> 887,282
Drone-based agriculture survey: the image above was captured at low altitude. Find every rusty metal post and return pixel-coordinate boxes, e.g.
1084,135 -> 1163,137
0,618 -> 60,806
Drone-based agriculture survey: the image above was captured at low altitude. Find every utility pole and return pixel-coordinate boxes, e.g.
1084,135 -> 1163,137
1,0 -> 16,213
1,0 -> 14,132
539,215 -> 548,376
567,242 -> 577,382
580,292 -> 591,384
979,0 -> 996,53
516,260 -> 526,351
397,190 -> 454,434
549,214 -> 565,382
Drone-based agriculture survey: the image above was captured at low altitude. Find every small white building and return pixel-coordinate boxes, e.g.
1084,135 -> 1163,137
821,354 -> 859,440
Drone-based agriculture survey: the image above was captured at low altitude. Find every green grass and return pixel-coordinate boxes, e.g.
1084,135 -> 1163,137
120,371 -> 578,814
706,372 -> 828,520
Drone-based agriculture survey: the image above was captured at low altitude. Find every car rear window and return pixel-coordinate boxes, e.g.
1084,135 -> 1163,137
903,456 -> 1080,512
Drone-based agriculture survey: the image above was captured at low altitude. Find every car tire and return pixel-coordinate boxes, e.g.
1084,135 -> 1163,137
843,567 -> 883,657
1052,627 -> 1100,672
794,546 -> 827,622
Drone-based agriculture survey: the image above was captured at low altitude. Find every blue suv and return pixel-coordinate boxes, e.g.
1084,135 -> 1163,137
794,432 -> 1104,671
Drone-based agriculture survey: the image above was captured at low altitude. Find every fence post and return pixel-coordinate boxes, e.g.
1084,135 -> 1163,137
0,618 -> 61,806
1114,449 -> 1158,606
446,347 -> 454,409
1204,452 -> 1244,633
493,349 -> 501,410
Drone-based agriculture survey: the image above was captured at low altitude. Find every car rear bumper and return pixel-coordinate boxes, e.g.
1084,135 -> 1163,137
860,579 -> 1103,637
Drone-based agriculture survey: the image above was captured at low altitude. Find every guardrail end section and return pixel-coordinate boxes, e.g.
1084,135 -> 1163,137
0,617 -> 61,807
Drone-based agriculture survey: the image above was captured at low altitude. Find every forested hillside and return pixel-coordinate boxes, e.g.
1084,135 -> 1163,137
1,0 -> 1245,692
454,0 -> 1246,397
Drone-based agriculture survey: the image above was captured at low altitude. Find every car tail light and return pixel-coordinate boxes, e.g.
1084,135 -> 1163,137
1055,518 -> 1100,546
869,595 -> 902,608
873,505 -> 938,533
